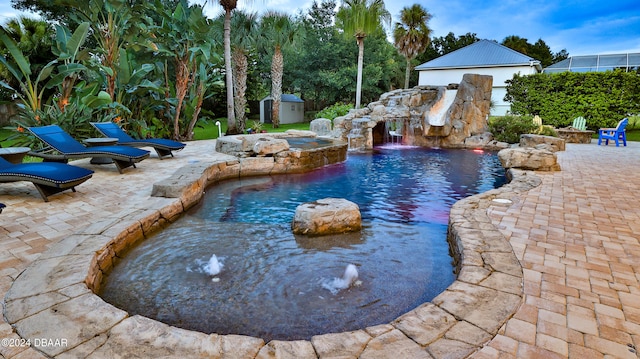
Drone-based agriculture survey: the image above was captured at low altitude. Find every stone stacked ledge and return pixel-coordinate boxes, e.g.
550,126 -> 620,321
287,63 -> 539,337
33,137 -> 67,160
4,147 -> 540,358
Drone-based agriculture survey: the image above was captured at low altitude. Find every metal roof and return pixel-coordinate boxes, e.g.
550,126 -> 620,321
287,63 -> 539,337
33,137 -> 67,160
262,94 -> 304,103
415,39 -> 540,70
281,94 -> 304,103
543,53 -> 640,73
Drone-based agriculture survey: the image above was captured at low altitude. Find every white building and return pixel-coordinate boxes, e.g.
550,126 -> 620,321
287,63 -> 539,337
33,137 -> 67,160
415,40 -> 541,116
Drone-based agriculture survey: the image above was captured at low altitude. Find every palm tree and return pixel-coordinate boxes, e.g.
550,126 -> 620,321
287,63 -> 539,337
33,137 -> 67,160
260,11 -> 298,128
393,4 -> 431,89
229,11 -> 258,133
0,16 -> 54,96
209,0 -> 240,134
336,0 -> 390,109
2,16 -> 52,62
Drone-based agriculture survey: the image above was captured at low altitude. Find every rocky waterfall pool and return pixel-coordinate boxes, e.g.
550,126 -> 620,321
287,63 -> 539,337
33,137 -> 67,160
99,146 -> 507,342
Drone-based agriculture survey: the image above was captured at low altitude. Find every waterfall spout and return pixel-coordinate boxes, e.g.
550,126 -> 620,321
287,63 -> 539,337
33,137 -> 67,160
347,118 -> 368,151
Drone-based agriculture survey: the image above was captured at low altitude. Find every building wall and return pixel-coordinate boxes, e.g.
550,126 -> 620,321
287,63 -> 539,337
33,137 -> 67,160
260,97 -> 305,125
417,65 -> 539,116
280,101 -> 304,124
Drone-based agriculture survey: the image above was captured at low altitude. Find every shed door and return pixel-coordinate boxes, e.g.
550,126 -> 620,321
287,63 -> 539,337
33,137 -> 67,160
263,99 -> 273,124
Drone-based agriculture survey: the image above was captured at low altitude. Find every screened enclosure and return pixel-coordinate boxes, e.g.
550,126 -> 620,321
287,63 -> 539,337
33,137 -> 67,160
544,53 -> 640,73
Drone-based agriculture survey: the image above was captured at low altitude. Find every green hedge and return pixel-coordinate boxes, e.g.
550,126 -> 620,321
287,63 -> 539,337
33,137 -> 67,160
505,70 -> 640,129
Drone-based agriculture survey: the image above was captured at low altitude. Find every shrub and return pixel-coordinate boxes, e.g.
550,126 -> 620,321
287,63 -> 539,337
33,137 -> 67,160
315,102 -> 353,120
488,115 -> 538,143
505,70 -> 640,129
627,115 -> 640,130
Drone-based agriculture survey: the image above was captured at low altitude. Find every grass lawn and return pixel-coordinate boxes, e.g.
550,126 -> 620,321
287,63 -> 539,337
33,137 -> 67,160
625,130 -> 640,142
193,119 -> 311,140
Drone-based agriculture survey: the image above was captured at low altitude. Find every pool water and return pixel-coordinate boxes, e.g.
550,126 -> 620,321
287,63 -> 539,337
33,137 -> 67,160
99,146 -> 506,341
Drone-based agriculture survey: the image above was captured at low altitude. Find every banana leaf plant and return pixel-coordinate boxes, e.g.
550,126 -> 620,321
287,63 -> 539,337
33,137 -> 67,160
61,0 -> 146,101
0,29 -> 57,115
151,0 -> 216,140
182,61 -> 224,140
7,82 -> 118,149
47,22 -> 91,110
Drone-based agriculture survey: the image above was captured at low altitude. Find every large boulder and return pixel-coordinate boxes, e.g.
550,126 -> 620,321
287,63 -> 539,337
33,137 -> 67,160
291,198 -> 362,236
310,118 -> 332,137
252,137 -> 289,156
498,147 -> 561,171
519,134 -> 565,152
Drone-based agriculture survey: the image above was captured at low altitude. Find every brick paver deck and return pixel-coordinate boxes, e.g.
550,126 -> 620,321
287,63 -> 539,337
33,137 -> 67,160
0,139 -> 638,358
479,141 -> 640,359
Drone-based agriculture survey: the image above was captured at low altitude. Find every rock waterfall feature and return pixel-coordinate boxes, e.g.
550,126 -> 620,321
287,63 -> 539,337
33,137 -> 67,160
331,74 -> 499,149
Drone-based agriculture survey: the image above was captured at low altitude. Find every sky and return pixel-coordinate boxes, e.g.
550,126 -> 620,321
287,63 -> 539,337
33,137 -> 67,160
1,0 -> 639,57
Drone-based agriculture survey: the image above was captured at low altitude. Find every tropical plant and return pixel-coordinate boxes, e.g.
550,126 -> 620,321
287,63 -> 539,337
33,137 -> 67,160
181,61 -> 224,139
47,22 -> 91,110
260,11 -> 299,128
107,49 -> 168,138
0,27 -> 57,115
7,82 -> 115,149
336,0 -> 390,109
247,119 -> 262,133
0,16 -> 54,100
63,0 -> 147,101
153,0 -> 215,140
393,4 -> 432,89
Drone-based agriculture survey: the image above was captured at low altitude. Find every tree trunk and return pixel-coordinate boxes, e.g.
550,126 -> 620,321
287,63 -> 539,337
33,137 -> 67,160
185,80 -> 204,140
173,57 -> 190,140
271,46 -> 283,128
404,56 -> 412,89
355,36 -> 364,109
224,9 -> 237,134
232,48 -> 248,133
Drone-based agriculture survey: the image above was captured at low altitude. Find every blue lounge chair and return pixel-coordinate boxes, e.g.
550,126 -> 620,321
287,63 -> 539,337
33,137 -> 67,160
598,118 -> 628,147
28,125 -> 150,173
0,203 -> 5,213
91,122 -> 186,159
0,156 -> 93,201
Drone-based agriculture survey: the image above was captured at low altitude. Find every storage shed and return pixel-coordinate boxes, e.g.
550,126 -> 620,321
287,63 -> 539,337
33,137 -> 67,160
260,94 -> 305,125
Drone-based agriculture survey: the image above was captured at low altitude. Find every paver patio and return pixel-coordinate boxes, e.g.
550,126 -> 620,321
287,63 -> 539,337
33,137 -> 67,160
0,139 -> 638,358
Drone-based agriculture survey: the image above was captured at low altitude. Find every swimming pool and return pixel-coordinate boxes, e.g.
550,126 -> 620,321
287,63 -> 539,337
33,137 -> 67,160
99,146 -> 506,341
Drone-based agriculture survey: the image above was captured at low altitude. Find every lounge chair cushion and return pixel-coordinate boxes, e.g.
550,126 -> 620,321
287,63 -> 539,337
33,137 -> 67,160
0,160 -> 94,186
91,122 -> 186,158
0,156 -> 94,201
28,125 -> 150,173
